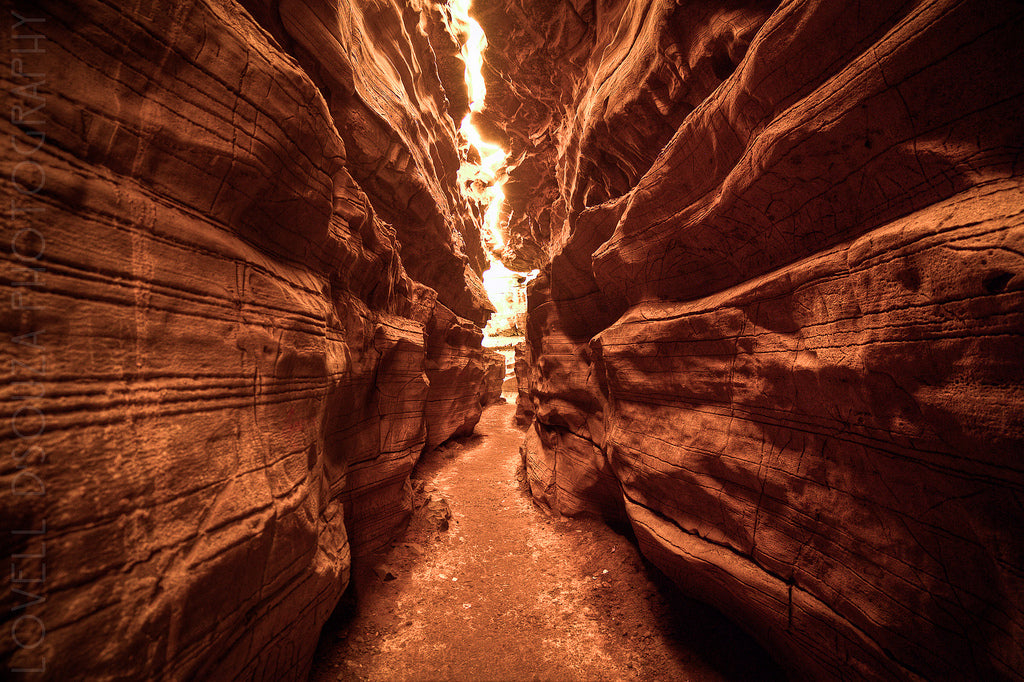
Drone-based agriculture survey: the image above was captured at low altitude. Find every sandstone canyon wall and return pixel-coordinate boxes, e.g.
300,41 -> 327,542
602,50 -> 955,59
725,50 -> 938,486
1,0 -> 495,678
484,0 -> 1024,678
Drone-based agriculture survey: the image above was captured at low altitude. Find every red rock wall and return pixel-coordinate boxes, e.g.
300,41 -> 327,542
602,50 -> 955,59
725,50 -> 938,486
480,348 -> 506,406
0,0 -> 493,678
513,341 -> 534,426
497,0 -> 1024,677
241,0 -> 493,325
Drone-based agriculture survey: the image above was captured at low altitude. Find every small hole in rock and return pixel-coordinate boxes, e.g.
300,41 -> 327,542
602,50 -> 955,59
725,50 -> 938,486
710,48 -> 736,81
896,267 -> 921,292
983,270 -> 1013,294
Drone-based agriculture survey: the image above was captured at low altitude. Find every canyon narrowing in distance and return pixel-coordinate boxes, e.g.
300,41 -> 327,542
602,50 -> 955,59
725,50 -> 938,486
1,0 -> 1022,680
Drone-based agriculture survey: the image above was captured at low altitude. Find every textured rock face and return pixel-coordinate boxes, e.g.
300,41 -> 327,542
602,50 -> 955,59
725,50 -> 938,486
513,341 -> 534,426
498,0 -> 1024,678
242,0 -> 492,325
480,349 -> 506,406
1,0 -> 493,678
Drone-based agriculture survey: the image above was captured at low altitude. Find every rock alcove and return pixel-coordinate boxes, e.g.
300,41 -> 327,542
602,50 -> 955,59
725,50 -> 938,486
2,0 -> 1023,680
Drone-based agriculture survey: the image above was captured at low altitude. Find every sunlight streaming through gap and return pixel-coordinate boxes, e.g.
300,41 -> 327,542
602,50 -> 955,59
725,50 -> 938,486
448,0 -> 508,251
483,263 -> 539,337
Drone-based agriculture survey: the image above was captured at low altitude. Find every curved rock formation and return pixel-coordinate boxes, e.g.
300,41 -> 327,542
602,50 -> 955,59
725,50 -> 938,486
242,0 -> 492,324
1,0 -> 494,678
502,0 -> 1024,678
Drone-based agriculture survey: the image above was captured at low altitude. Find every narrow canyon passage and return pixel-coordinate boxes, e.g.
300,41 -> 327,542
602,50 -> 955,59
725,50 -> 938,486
309,384 -> 783,681
3,1 -> 1023,678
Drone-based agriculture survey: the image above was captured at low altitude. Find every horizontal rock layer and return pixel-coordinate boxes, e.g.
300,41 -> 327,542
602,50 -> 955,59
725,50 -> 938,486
1,0 -> 493,679
504,0 -> 1024,678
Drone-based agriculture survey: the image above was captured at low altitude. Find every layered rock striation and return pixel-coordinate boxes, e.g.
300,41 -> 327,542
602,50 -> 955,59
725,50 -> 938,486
498,0 -> 1024,678
1,0 -> 494,678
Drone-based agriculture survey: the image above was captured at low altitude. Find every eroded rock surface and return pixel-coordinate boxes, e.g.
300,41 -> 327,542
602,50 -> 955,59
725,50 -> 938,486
1,0 -> 494,678
514,341 -> 534,426
499,0 -> 1024,678
480,348 -> 506,406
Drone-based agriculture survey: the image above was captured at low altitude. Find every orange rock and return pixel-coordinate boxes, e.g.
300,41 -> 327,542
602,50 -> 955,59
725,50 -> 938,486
499,0 -> 1024,677
0,0 -> 496,678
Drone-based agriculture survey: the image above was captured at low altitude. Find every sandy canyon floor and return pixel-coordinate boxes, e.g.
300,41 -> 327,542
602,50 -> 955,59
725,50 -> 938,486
309,386 -> 784,682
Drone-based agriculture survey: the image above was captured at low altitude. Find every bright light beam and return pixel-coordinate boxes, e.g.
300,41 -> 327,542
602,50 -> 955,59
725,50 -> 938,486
448,0 -> 508,251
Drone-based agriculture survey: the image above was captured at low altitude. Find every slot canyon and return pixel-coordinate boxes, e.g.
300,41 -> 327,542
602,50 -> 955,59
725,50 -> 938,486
2,0 -> 1023,679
